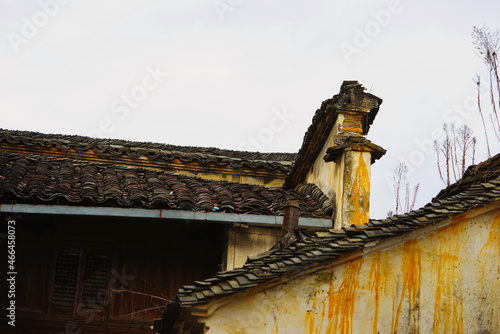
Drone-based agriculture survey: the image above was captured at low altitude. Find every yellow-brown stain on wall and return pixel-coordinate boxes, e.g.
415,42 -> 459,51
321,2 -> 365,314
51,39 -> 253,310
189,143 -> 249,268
341,114 -> 363,135
368,251 -> 389,333
432,222 -> 464,334
350,154 -> 369,225
480,213 -> 500,275
272,315 -> 279,334
321,272 -> 335,334
478,213 -> 500,330
303,296 -> 317,334
323,258 -> 364,334
392,239 -> 421,333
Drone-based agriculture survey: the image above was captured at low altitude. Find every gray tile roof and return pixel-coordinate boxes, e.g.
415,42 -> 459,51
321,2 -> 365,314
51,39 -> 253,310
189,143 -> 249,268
175,153 -> 500,307
0,151 -> 332,217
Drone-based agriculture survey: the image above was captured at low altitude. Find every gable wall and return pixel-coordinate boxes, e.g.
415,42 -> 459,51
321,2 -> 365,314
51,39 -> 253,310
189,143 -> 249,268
201,204 -> 500,334
226,225 -> 280,271
304,115 -> 344,201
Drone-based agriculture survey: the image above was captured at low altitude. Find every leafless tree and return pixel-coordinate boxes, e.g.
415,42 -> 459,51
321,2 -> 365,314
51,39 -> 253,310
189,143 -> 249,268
474,75 -> 492,157
403,182 -> 420,214
472,137 -> 477,165
393,162 -> 406,215
472,26 -> 500,137
392,162 -> 419,216
434,123 -> 477,186
456,124 -> 476,175
434,124 -> 453,186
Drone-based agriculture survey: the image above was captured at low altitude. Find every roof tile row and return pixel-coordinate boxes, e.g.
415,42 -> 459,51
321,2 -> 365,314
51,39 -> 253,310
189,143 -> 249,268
0,129 -> 296,172
0,152 -> 331,218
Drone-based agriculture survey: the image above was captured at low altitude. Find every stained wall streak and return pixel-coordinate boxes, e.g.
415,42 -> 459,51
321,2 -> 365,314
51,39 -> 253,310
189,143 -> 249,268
477,213 -> 500,331
392,240 -> 421,333
432,222 -> 464,334
368,251 -> 389,333
348,153 -> 370,225
325,258 -> 364,334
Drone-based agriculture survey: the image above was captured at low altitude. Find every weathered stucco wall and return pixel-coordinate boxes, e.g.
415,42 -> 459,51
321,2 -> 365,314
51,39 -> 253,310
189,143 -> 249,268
191,171 -> 286,187
341,150 -> 371,227
226,226 -> 280,270
304,114 -> 373,228
203,205 -> 500,334
305,115 -> 343,201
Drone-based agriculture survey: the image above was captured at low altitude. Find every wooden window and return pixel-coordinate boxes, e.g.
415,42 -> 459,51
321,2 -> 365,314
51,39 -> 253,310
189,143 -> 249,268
50,243 -> 109,318
52,249 -> 80,306
81,255 -> 109,307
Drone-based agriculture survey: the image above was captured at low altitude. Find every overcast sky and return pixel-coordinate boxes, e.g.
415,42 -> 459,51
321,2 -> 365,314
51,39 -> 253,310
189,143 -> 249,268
1,0 -> 499,218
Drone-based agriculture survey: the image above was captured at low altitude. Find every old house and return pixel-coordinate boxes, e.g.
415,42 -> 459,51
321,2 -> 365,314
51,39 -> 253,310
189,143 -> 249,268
0,81 -> 380,333
0,131 -> 336,333
157,84 -> 500,333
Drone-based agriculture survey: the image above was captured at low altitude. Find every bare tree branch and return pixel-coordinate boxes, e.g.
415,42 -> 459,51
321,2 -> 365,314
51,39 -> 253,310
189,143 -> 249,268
434,123 -> 477,185
410,184 -> 420,212
123,305 -> 165,317
474,75 -> 492,158
473,26 -> 500,135
472,137 -> 477,165
391,162 -> 418,216
456,124 -> 474,177
434,139 -> 445,184
111,289 -> 170,301
393,163 -> 408,215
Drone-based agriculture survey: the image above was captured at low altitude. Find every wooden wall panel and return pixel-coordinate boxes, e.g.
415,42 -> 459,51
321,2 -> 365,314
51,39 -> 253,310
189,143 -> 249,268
0,213 -> 224,332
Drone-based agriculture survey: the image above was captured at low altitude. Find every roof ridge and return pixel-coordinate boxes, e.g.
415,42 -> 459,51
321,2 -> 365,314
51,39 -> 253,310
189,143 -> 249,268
0,128 -> 298,163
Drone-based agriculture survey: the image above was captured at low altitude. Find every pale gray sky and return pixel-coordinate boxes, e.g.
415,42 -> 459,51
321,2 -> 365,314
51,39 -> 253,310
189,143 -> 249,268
1,0 -> 499,218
